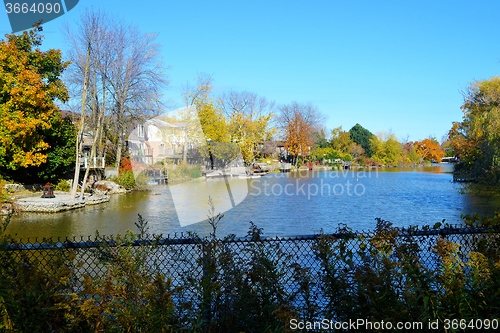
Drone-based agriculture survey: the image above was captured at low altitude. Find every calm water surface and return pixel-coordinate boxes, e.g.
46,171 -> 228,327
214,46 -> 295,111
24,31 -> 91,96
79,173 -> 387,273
6,165 -> 500,239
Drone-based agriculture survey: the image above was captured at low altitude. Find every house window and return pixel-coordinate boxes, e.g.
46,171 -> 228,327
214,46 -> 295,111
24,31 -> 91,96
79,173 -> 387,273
138,125 -> 145,137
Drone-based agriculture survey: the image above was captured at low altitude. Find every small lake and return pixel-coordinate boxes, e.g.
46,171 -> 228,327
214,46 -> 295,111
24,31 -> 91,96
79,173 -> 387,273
5,165 -> 500,240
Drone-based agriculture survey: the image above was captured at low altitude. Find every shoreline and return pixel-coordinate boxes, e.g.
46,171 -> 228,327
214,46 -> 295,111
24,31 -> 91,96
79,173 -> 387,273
12,192 -> 110,214
1,180 -> 129,215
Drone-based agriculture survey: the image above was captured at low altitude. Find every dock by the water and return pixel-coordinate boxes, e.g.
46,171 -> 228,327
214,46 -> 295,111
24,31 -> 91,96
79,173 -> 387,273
453,170 -> 476,183
203,165 -> 276,178
279,163 -> 291,172
143,168 -> 168,184
204,167 -> 246,179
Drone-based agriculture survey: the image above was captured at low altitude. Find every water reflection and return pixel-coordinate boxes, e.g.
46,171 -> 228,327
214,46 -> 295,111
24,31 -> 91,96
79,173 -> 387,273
6,166 -> 499,239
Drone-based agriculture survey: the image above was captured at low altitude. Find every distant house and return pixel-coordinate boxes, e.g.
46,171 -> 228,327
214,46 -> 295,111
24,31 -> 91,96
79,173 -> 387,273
258,140 -> 288,158
59,109 -> 81,123
127,113 -> 189,165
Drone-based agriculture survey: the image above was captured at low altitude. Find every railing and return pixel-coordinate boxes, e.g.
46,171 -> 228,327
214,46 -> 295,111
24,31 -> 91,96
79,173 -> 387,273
131,155 -> 153,164
79,156 -> 105,169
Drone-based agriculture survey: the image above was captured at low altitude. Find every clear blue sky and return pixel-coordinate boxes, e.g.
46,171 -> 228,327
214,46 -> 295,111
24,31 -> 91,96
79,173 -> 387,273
2,0 -> 500,142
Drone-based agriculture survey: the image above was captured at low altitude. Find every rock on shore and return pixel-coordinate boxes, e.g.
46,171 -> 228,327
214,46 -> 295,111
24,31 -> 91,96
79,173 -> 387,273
94,180 -> 128,194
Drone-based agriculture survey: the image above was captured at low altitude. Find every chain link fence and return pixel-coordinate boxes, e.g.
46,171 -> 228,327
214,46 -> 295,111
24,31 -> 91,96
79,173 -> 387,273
4,223 -> 500,313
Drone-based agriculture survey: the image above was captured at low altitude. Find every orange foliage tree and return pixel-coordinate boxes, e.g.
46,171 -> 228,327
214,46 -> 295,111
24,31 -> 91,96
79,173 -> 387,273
284,113 -> 313,162
0,24 -> 69,171
278,102 -> 324,165
413,138 -> 445,163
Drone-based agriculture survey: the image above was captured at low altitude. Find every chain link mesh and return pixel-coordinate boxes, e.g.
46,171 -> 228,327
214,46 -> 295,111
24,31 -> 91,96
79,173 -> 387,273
4,225 -> 500,316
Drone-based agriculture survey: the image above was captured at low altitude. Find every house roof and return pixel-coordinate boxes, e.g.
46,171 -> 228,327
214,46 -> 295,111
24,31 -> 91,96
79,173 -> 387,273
147,118 -> 184,129
58,109 -> 80,121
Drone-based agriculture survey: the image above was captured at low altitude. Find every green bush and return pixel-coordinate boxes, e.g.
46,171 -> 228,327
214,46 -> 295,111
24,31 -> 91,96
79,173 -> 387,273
112,170 -> 136,189
72,218 -> 177,332
166,162 -> 201,182
0,214 -> 85,332
54,179 -> 71,192
189,167 -> 201,179
312,217 -> 500,328
0,177 -> 10,203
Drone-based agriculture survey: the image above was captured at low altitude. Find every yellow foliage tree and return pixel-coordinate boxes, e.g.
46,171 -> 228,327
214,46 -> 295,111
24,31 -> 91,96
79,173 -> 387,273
221,90 -> 276,164
0,24 -> 69,171
369,131 -> 402,166
227,112 -> 275,163
179,75 -> 241,168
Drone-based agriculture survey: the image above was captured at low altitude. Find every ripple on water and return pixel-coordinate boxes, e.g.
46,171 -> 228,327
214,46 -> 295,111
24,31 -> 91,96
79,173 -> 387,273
6,166 -> 500,239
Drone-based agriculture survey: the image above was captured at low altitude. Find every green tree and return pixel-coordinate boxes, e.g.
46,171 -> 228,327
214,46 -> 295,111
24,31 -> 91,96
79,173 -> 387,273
0,24 -> 69,175
453,76 -> 500,182
330,126 -> 353,153
349,123 -> 374,156
312,129 -> 329,149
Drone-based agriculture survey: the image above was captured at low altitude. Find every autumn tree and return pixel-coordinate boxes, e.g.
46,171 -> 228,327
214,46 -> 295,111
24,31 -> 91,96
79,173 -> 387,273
443,122 -> 469,157
311,146 -> 352,163
369,131 -> 402,166
220,90 -> 276,164
174,74 -> 240,169
0,23 -> 70,179
180,73 -> 213,162
330,126 -> 354,154
451,76 -> 500,182
278,102 -> 324,165
9,114 -> 77,183
193,83 -> 240,167
413,138 -> 445,163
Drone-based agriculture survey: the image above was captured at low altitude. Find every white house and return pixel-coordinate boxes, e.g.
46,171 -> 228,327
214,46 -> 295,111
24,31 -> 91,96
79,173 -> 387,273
127,106 -> 203,165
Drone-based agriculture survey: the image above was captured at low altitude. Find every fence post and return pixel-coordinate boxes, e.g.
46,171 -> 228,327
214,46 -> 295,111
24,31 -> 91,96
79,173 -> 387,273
201,240 -> 213,330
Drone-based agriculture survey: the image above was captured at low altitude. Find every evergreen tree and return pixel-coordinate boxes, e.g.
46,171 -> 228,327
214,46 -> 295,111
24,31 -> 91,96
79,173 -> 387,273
349,123 -> 374,156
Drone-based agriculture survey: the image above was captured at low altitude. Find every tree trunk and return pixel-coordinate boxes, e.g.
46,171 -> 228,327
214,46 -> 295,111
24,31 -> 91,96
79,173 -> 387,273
114,101 -> 125,175
115,123 -> 123,175
70,44 -> 91,200
182,105 -> 190,162
80,74 -> 107,197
